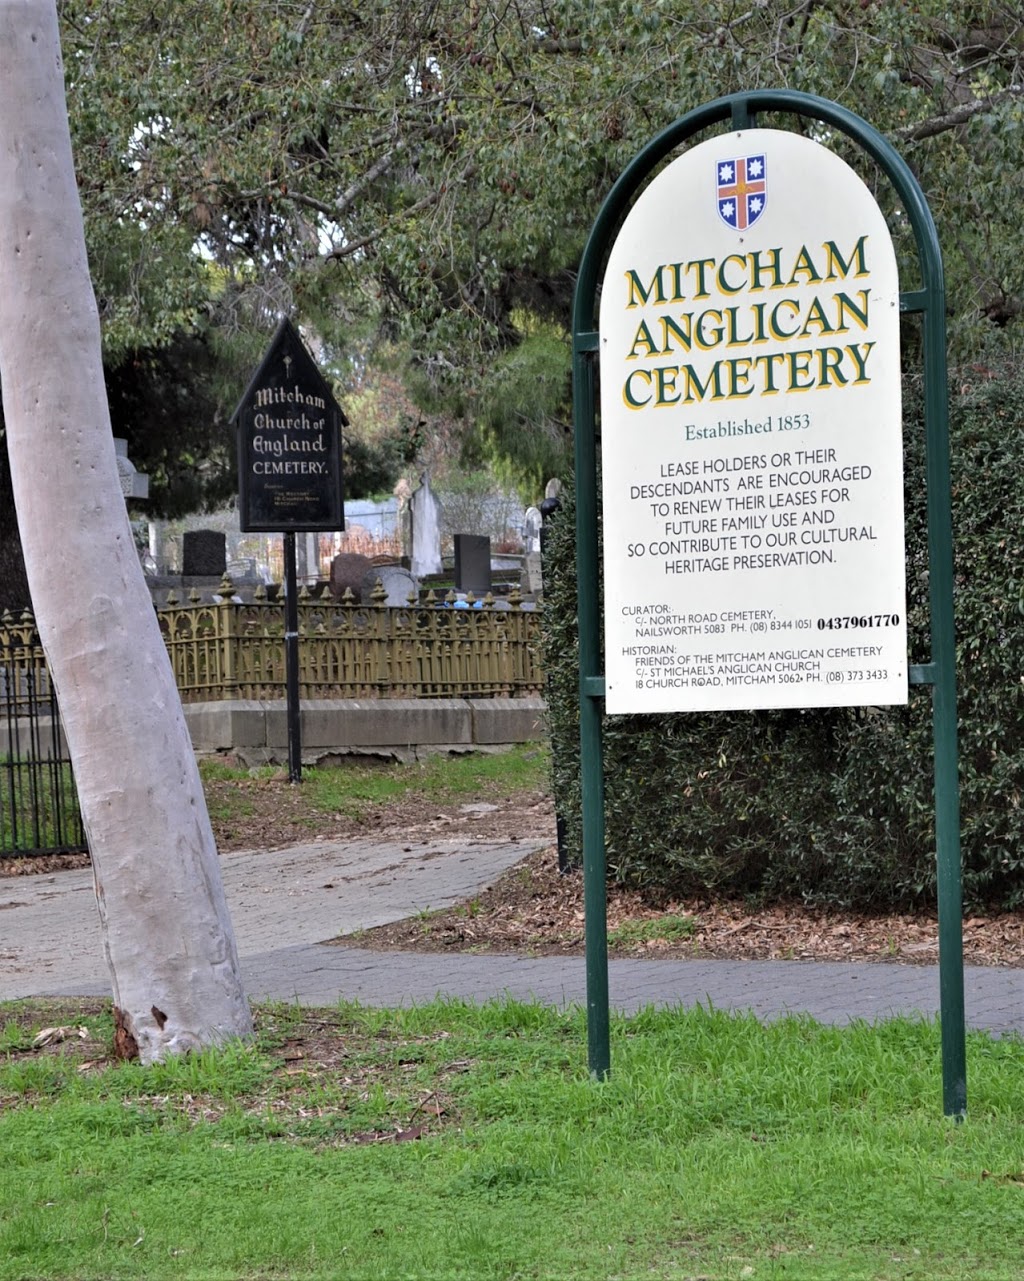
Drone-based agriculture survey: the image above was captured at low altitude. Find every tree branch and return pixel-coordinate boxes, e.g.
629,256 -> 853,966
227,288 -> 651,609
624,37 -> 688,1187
895,85 -> 1023,142
323,164 -> 478,263
334,141 -> 405,218
295,2 -> 317,40
533,35 -> 584,54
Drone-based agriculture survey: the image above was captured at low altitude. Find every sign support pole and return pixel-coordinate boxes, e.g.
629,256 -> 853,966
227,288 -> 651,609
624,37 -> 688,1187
283,531 -> 302,784
572,89 -> 964,1115
574,330 -> 610,1080
919,274 -> 966,1115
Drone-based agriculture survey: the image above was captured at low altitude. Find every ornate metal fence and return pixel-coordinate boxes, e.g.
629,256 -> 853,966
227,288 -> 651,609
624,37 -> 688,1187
0,610 -> 86,857
0,582 -> 541,856
157,579 -> 544,702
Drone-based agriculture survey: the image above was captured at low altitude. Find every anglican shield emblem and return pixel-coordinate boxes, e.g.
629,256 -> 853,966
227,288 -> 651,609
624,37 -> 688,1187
716,154 -> 767,231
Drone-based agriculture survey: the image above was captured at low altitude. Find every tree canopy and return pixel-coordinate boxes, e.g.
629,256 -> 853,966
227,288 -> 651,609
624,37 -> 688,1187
54,1 -> 1024,490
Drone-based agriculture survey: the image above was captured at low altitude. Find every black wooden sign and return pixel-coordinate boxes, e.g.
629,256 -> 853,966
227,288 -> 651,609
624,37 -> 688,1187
233,318 -> 346,532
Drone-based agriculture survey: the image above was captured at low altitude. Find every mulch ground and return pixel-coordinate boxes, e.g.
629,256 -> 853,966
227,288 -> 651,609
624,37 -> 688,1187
330,843 -> 1024,968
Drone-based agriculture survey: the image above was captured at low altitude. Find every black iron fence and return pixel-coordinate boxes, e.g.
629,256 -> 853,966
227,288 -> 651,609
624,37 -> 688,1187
0,610 -> 86,858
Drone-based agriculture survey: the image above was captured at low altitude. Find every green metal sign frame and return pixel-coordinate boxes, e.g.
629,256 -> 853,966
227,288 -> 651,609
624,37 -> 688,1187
571,90 -> 965,1116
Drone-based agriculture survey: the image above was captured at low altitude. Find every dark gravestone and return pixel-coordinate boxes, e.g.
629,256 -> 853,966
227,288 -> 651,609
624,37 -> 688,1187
182,529 -> 226,577
329,552 -> 373,601
454,534 -> 491,595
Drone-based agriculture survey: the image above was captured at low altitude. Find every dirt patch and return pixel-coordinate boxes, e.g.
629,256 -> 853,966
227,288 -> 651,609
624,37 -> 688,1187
0,999 -> 464,1144
206,776 -> 557,853
0,777 -> 555,872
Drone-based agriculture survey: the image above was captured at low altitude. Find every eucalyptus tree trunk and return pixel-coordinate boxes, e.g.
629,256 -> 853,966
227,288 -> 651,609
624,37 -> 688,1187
0,0 -> 252,1061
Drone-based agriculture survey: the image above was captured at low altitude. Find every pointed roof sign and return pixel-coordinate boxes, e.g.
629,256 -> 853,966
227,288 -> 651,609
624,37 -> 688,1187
232,317 -> 347,532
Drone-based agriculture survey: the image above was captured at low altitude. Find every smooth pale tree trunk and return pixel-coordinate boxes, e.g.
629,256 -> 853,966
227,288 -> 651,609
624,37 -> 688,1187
0,1 -> 252,1061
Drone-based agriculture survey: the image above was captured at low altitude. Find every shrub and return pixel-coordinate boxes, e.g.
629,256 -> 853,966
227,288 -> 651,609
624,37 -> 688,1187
541,364 -> 1024,910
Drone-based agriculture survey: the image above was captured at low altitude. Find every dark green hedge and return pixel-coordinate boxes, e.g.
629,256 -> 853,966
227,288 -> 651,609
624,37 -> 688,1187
541,366 -> 1024,911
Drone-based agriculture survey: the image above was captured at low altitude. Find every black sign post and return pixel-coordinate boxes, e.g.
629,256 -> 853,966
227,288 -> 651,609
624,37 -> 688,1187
233,318 -> 346,782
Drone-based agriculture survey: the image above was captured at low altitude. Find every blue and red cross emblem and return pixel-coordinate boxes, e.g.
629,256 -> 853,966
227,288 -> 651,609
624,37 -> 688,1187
716,155 -> 767,231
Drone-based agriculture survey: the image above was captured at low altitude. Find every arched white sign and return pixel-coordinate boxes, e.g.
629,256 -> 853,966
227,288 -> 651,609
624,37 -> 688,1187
600,129 -> 905,713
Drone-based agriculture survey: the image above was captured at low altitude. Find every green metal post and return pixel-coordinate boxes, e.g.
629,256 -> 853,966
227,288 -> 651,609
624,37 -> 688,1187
922,295 -> 966,1118
934,665 -> 966,1117
905,279 -> 965,1116
573,333 -> 610,1080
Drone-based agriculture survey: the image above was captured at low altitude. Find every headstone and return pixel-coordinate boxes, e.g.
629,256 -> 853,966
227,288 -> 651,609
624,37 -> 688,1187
454,533 -> 491,595
410,475 -> 443,578
113,438 -> 149,500
523,551 -> 544,597
524,506 -> 542,553
225,558 -> 263,586
329,552 -> 374,600
182,529 -> 226,578
361,564 -> 418,606
296,532 -> 320,584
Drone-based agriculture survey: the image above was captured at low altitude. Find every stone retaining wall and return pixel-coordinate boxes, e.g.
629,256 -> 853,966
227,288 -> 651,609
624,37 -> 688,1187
184,697 -> 548,765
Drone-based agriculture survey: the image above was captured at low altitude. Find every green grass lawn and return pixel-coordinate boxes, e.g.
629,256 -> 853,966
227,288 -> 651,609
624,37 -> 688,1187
302,744 -> 551,813
199,745 -> 550,826
2,998 -> 1024,1280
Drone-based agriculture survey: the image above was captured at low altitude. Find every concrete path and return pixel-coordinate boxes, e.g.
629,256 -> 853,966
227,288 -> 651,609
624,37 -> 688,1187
0,836 -> 543,1000
2,838 -> 1023,1035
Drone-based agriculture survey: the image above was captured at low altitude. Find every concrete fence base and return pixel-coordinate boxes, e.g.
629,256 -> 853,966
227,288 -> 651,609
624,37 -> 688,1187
183,697 -> 548,765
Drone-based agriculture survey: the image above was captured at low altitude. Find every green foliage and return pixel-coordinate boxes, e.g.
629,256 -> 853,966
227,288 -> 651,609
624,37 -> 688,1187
542,362 -> 1024,910
341,430 -> 409,501
467,323 -> 573,496
0,1022 -> 34,1054
55,2 -> 1024,504
86,220 -> 212,363
104,325 -> 263,517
